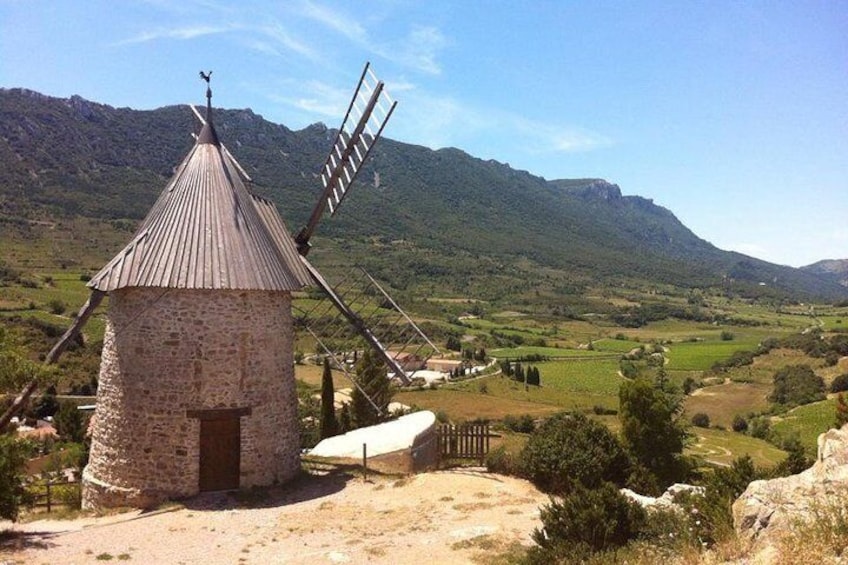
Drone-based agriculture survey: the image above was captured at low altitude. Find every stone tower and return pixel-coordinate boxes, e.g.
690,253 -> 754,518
81,86 -> 312,509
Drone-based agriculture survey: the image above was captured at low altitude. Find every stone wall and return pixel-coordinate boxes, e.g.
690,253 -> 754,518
83,287 -> 299,509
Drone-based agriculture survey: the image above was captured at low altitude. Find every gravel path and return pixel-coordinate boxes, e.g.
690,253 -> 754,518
2,469 -> 547,564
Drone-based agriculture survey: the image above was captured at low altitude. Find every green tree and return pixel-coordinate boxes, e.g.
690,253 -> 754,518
55,402 -> 88,443
338,403 -> 352,433
619,378 -> 689,487
350,349 -> 392,429
33,389 -> 59,419
319,358 -> 340,440
0,434 -> 30,521
520,412 -> 631,495
769,364 -> 825,407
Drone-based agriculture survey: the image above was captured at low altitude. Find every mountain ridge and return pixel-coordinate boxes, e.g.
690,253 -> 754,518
0,87 -> 845,302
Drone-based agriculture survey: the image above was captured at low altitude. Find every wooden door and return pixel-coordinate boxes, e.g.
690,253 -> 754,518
199,417 -> 240,491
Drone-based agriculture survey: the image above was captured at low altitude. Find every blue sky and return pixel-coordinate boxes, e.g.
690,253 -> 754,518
1,0 -> 846,267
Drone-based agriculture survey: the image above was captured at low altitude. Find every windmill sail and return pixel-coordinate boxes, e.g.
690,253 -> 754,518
296,258 -> 439,386
295,62 -> 397,255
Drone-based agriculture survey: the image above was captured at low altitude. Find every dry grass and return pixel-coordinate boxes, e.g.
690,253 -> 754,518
684,381 -> 771,428
773,489 -> 848,565
395,388 -> 561,422
294,364 -> 347,389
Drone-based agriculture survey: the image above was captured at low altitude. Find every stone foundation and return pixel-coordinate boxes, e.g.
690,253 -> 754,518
83,288 -> 299,510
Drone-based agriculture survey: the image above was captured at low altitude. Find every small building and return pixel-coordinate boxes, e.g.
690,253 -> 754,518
81,89 -> 312,509
390,351 -> 426,372
426,358 -> 464,373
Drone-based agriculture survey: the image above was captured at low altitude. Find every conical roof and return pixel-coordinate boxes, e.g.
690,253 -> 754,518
88,103 -> 311,292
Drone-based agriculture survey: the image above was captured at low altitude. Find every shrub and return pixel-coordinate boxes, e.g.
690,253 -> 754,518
732,414 -> 749,433
679,455 -> 760,547
485,445 -> 520,476
831,374 -> 848,394
528,482 -> 647,563
769,364 -> 825,407
749,416 -> 772,440
721,330 -> 734,341
520,412 -> 631,495
620,360 -> 639,379
503,414 -> 535,433
46,299 -> 67,315
691,412 -> 711,428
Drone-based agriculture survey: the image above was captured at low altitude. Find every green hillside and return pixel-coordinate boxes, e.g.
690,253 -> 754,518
1,87 -> 846,305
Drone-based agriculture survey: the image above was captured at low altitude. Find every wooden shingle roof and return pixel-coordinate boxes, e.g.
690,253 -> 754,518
88,118 -> 311,292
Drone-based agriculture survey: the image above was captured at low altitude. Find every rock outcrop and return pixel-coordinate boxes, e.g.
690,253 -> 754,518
733,424 -> 848,548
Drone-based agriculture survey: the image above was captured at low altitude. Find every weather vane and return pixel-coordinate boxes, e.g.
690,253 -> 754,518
199,71 -> 213,110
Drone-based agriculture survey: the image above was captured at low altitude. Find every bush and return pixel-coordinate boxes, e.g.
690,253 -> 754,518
679,455 -> 760,547
691,412 -> 711,428
520,412 -> 631,495
46,299 -> 66,315
831,374 -> 848,394
528,482 -> 647,563
769,364 -> 825,407
721,330 -> 734,341
749,416 -> 771,440
503,414 -> 535,433
620,360 -> 638,379
485,445 -> 520,476
732,414 -> 749,433
682,376 -> 698,395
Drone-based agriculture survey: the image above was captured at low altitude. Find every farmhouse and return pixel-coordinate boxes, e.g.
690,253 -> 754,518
81,86 -> 312,509
426,358 -> 464,373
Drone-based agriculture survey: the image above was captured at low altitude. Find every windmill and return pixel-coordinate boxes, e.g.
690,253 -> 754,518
189,62 -> 437,389
0,64 -> 442,511
0,64 -> 436,437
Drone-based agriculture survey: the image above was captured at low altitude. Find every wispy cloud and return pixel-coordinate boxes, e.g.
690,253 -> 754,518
295,1 -> 446,75
299,0 -> 368,44
117,24 -> 234,45
268,79 -> 352,118
385,88 -> 609,158
375,26 -> 447,75
255,22 -> 320,61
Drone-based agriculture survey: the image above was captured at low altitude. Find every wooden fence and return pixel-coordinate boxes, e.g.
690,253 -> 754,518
28,480 -> 80,512
437,424 -> 492,465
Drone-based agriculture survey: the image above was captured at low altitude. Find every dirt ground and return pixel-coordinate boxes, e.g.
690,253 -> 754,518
1,468 -> 548,564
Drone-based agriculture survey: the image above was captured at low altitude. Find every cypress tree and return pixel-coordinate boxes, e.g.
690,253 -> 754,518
320,357 -> 340,439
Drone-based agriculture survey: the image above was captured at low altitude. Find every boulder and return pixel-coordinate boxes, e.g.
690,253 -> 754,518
733,424 -> 848,547
621,483 -> 705,510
